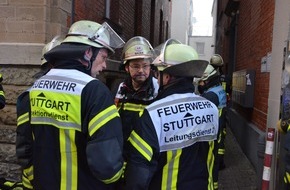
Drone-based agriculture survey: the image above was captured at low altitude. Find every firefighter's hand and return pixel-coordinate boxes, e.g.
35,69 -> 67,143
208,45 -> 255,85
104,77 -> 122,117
277,119 -> 287,134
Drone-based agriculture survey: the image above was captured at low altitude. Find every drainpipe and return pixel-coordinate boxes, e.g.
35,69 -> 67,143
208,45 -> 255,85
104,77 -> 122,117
105,0 -> 110,18
232,11 -> 239,72
71,0 -> 75,25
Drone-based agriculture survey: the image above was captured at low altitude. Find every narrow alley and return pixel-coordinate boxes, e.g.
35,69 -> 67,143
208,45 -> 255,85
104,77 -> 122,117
219,128 -> 258,190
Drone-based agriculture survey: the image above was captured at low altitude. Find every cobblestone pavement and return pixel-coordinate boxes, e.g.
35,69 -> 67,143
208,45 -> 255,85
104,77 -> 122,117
218,128 -> 258,190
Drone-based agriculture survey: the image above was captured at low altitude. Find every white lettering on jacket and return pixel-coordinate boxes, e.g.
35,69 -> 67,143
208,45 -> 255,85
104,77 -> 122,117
147,93 -> 219,152
32,80 -> 76,92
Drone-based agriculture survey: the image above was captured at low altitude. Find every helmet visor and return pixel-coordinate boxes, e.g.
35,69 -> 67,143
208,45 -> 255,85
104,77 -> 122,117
89,22 -> 125,52
151,39 -> 182,66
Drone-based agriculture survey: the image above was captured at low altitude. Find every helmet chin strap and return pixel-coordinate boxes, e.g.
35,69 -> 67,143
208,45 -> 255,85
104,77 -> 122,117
86,60 -> 92,71
85,47 -> 99,71
83,54 -> 92,70
158,71 -> 164,93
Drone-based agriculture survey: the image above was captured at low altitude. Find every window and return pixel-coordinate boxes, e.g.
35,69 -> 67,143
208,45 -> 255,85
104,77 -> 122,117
196,42 -> 205,55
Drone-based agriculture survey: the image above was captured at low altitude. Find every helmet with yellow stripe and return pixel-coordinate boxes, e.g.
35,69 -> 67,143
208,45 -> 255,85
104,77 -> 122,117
152,39 -> 208,78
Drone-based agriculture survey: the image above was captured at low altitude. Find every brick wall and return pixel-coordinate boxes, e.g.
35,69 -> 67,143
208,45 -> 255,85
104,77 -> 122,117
217,0 -> 275,131
141,0 -> 153,39
74,0 -> 105,22
114,0 -> 136,40
0,0 -> 172,181
235,0 -> 275,131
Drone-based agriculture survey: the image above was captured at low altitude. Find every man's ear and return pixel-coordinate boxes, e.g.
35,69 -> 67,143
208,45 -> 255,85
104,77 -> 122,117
84,47 -> 92,61
125,64 -> 129,72
163,73 -> 171,85
165,73 -> 171,80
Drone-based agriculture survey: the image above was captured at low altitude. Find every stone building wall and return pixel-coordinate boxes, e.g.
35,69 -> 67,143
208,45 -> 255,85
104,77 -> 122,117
0,65 -> 40,180
0,0 -> 71,180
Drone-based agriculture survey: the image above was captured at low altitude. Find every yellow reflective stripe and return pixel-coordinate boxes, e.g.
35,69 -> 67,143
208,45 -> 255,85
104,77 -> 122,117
121,162 -> 127,178
170,150 -> 180,190
128,130 -> 153,161
4,181 -> 16,187
120,102 -> 146,112
22,176 -> 33,189
222,82 -> 226,90
285,172 -> 290,183
139,109 -> 144,117
0,91 -> 4,97
23,165 -> 34,180
88,105 -> 119,136
60,129 -> 77,190
22,166 -> 33,189
218,149 -> 225,155
214,182 -> 219,189
17,112 -> 29,126
287,125 -> 290,131
223,128 -> 226,135
207,141 -> 215,190
217,131 -> 222,143
161,150 -> 181,190
101,167 -> 123,184
219,109 -> 222,116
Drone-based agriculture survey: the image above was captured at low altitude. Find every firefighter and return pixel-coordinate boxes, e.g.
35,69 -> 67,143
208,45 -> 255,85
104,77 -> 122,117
16,36 -> 63,190
16,20 -> 125,190
198,64 -> 227,189
124,39 -> 219,190
0,73 -> 5,109
210,54 -> 224,71
208,54 -> 230,171
33,36 -> 63,79
115,36 -> 159,156
114,36 -> 158,190
210,54 -> 231,105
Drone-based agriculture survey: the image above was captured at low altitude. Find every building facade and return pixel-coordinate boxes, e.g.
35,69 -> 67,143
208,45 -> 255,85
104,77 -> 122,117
0,0 -> 172,181
215,0 -> 290,189
170,0 -> 191,44
189,0 -> 215,61
170,0 -> 215,61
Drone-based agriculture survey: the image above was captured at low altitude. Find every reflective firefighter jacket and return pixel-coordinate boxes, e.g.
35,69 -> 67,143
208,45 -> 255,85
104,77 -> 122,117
202,84 -> 227,189
115,75 -> 158,158
124,79 -> 219,190
203,85 -> 227,156
16,68 -> 124,190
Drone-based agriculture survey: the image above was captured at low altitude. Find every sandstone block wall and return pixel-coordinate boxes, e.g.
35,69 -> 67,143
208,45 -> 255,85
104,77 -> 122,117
0,66 -> 40,180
